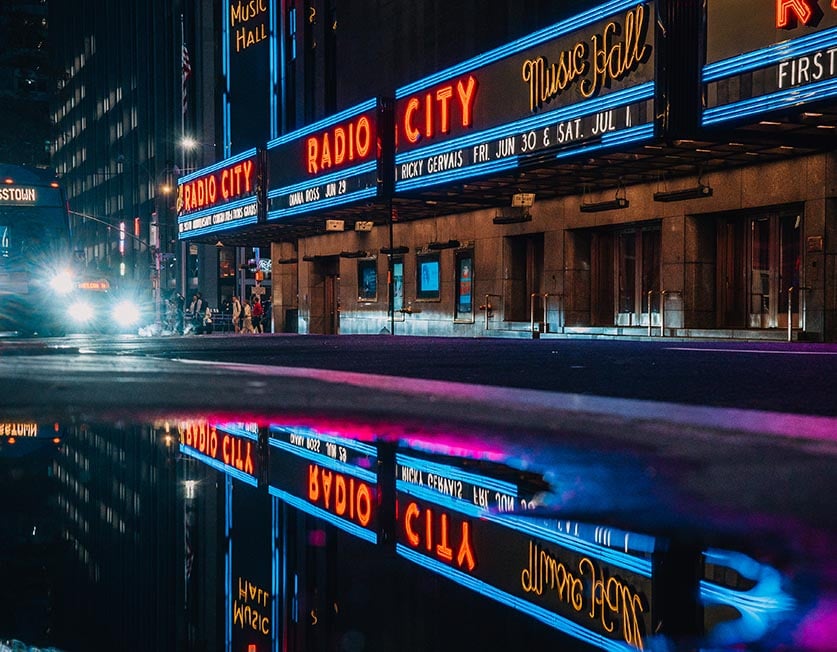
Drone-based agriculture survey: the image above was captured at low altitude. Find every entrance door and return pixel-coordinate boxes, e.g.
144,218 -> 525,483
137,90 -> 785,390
716,211 -> 801,329
324,272 -> 339,334
308,256 -> 340,334
615,225 -> 661,326
505,233 -> 543,323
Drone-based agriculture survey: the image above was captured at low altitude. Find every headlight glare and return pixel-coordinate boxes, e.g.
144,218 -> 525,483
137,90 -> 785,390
68,300 -> 94,323
113,300 -> 141,327
50,270 -> 75,295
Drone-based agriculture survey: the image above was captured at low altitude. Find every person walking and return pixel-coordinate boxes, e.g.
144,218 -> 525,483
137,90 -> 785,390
231,296 -> 242,334
252,296 -> 264,333
242,298 -> 254,334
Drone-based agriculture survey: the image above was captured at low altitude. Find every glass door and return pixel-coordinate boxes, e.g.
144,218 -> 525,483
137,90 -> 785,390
616,225 -> 660,326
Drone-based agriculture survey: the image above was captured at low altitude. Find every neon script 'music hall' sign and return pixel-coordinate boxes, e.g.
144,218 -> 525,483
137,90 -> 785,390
394,0 -> 656,192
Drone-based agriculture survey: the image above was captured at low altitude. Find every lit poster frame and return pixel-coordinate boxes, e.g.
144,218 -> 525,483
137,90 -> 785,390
394,0 -> 657,193
703,0 -> 837,126
454,249 -> 474,322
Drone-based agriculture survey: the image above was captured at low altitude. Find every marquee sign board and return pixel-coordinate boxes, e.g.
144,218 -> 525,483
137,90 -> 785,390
394,451 -> 657,650
703,0 -> 837,125
179,420 -> 261,486
266,100 -> 382,221
176,148 -> 260,240
394,0 -> 657,193
267,426 -> 380,543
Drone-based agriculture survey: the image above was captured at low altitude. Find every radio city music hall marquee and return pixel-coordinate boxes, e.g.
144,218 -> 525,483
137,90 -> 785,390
177,150 -> 260,239
394,2 -> 655,192
704,0 -> 837,126
266,100 -> 381,220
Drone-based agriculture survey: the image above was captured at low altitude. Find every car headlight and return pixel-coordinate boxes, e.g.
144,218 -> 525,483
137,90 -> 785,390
49,270 -> 75,295
113,300 -> 141,327
68,300 -> 94,323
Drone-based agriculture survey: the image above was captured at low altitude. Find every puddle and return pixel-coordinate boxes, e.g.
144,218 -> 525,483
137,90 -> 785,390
1,414 -> 833,651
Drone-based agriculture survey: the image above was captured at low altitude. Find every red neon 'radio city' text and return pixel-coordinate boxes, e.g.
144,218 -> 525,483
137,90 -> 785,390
777,0 -> 837,28
400,75 -> 478,145
180,422 -> 255,476
180,159 -> 254,213
402,501 -> 477,571
308,464 -> 374,527
307,116 -> 372,174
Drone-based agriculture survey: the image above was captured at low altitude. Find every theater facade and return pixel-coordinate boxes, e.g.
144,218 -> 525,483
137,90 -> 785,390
178,0 -> 837,341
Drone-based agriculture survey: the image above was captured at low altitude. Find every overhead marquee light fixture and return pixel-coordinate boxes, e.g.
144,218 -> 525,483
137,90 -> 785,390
493,208 -> 532,224
580,182 -> 629,213
339,250 -> 368,258
580,197 -> 629,212
277,257 -> 299,264
380,245 -> 410,255
654,183 -> 713,203
427,239 -> 461,250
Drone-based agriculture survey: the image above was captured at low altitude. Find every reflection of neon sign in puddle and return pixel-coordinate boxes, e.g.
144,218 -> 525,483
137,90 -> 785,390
179,419 -> 804,651
11,416 -> 814,652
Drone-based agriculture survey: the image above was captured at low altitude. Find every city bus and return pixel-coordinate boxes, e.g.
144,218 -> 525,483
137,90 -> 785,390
0,163 -> 76,336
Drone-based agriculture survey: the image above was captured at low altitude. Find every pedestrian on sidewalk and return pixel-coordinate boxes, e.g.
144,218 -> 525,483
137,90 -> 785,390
252,296 -> 264,333
242,298 -> 254,334
231,296 -> 242,334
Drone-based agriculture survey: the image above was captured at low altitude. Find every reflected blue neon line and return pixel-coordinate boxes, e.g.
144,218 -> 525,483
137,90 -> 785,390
225,475 -> 232,651
396,453 -> 518,496
397,481 -> 651,577
266,99 -> 377,148
703,27 -> 837,83
179,147 -> 258,183
179,444 -> 259,487
555,122 -> 655,159
268,438 -> 378,483
267,187 -> 378,220
703,76 -> 837,126
396,83 -> 654,164
272,498 -> 280,652
268,486 -> 377,543
267,161 -> 376,197
177,216 -> 259,239
397,0 -> 646,97
396,544 -> 638,652
178,196 -> 258,223
269,426 -> 378,457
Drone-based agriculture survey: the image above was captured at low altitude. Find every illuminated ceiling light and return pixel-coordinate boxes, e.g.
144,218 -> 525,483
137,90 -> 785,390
802,112 -> 823,118
654,183 -> 713,202
780,145 -> 794,150
817,124 -> 836,129
759,120 -> 782,126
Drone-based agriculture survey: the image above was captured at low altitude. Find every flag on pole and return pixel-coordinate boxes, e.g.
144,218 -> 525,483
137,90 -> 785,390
181,43 -> 192,117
